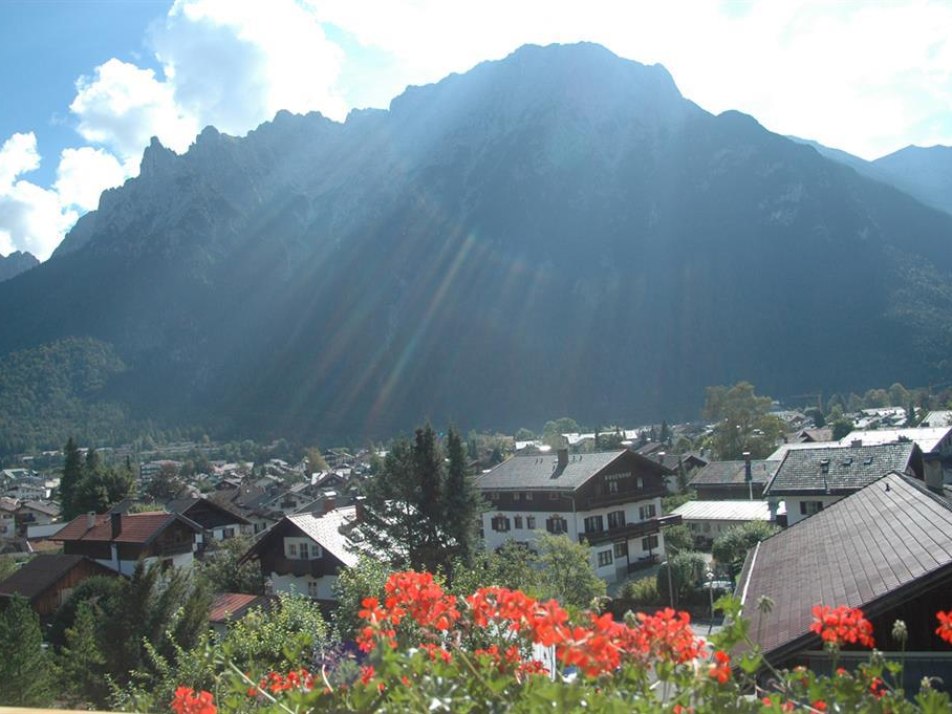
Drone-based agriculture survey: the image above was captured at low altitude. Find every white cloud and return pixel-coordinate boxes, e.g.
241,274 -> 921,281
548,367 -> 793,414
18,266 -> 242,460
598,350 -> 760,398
70,58 -> 199,160
0,133 -> 79,261
0,133 -> 129,260
156,0 -> 347,129
54,147 -> 129,212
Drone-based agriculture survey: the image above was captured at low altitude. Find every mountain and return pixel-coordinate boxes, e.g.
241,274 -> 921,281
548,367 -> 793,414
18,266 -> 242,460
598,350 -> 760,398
790,137 -> 952,216
0,250 -> 39,282
872,145 -> 952,216
2,42 -> 952,452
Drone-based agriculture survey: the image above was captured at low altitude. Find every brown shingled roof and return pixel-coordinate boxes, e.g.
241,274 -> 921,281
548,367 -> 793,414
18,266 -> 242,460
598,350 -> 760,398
738,472 -> 952,662
0,554 -> 116,601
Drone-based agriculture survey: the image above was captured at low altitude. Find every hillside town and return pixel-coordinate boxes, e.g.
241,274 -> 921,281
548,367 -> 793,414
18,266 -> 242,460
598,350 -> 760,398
3,394 -> 952,704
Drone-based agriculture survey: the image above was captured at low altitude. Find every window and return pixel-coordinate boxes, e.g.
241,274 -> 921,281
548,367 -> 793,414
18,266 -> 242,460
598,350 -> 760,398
636,476 -> 644,488
491,516 -> 511,532
526,516 -> 536,530
608,480 -> 619,493
583,515 -> 604,533
514,492 -> 521,501
525,492 -> 533,501
222,527 -> 235,540
489,491 -> 499,501
597,550 -> 613,567
641,534 -> 659,551
613,542 -> 628,558
514,516 -> 524,529
799,501 -> 824,516
288,543 -> 297,557
307,581 -> 319,598
549,492 -> 559,500
702,523 -> 711,533
607,510 -> 626,529
639,504 -> 657,520
299,542 -> 310,559
546,516 -> 568,534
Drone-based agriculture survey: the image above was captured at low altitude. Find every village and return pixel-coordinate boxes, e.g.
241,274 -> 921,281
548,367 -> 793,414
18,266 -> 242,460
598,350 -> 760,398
2,395 -> 952,702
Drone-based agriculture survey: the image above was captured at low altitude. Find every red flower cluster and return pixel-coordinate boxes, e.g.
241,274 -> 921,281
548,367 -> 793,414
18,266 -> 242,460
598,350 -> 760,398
936,610 -> 952,645
171,687 -> 216,714
708,650 -> 731,684
357,571 -> 460,652
253,668 -> 315,695
357,572 -> 704,680
809,605 -> 875,649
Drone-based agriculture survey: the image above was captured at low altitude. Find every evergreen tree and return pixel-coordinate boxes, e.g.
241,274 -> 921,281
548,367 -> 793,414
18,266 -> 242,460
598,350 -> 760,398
0,596 -> 54,706
60,601 -> 107,706
442,427 -> 484,569
358,424 -> 483,576
62,436 -> 83,520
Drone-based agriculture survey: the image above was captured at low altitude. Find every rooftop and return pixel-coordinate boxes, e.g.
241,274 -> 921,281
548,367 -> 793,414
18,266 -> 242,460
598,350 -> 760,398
53,511 -> 200,544
0,554 -> 115,601
671,500 -> 776,522
476,450 -> 629,491
764,442 -> 918,496
738,472 -> 952,661
838,426 -> 952,454
689,460 -> 778,487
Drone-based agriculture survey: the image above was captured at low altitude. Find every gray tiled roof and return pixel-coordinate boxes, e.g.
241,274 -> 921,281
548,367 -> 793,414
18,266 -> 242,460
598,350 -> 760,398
738,473 -> 952,660
689,460 -> 777,487
764,442 -> 916,496
476,451 -> 627,491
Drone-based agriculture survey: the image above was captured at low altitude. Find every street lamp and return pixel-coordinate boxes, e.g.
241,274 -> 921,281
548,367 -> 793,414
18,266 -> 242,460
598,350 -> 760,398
705,570 -> 715,634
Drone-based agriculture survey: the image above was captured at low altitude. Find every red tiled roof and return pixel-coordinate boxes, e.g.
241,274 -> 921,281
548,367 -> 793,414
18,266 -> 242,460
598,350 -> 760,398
52,512 -> 193,544
208,592 -> 265,623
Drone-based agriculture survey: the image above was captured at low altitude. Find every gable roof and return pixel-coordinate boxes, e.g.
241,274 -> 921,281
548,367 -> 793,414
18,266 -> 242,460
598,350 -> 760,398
838,426 -> 952,454
0,554 -> 116,601
738,472 -> 952,661
764,442 -> 918,496
166,497 -> 251,525
208,592 -> 268,624
52,511 -> 201,545
689,460 -> 778,488
477,450 -> 664,492
287,506 -> 362,567
19,500 -> 60,517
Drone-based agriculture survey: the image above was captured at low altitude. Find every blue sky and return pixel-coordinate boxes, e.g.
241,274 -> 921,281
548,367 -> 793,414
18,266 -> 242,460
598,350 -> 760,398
2,0 -> 951,261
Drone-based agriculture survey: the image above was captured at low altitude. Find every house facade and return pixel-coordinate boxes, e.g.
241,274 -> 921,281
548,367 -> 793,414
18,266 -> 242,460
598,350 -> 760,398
53,511 -> 202,575
240,505 -> 363,605
0,554 -> 118,617
476,449 -> 677,583
764,442 -> 923,527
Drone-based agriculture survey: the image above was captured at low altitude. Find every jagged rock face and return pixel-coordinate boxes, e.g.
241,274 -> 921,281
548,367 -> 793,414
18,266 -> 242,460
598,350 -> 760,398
0,250 -> 39,282
3,42 -> 952,444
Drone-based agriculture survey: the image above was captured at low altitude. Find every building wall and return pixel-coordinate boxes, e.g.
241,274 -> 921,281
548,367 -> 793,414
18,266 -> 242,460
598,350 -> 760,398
480,495 -> 666,584
269,572 -> 338,601
784,496 -> 842,527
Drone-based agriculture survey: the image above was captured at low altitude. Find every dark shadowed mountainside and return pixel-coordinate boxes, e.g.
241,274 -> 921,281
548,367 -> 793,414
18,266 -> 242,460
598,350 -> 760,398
2,42 -> 952,451
0,250 -> 38,282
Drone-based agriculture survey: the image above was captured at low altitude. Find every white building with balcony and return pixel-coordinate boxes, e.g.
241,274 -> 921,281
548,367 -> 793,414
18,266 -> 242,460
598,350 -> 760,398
476,449 -> 679,583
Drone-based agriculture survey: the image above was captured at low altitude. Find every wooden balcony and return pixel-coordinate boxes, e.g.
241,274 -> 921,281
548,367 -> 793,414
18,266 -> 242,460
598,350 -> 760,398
579,514 -> 682,546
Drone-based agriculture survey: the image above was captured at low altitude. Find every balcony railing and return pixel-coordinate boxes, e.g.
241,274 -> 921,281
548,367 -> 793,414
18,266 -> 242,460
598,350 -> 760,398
579,514 -> 682,546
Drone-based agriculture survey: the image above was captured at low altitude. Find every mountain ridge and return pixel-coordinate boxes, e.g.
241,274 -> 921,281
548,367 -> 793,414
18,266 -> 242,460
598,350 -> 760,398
2,42 -> 952,451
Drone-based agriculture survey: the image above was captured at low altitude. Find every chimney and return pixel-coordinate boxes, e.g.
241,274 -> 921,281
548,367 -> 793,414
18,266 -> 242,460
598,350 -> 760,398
743,452 -> 752,482
354,495 -> 366,523
321,491 -> 338,515
924,453 -> 944,493
557,449 -> 569,469
111,512 -> 122,538
86,511 -> 96,530
851,439 -> 863,448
